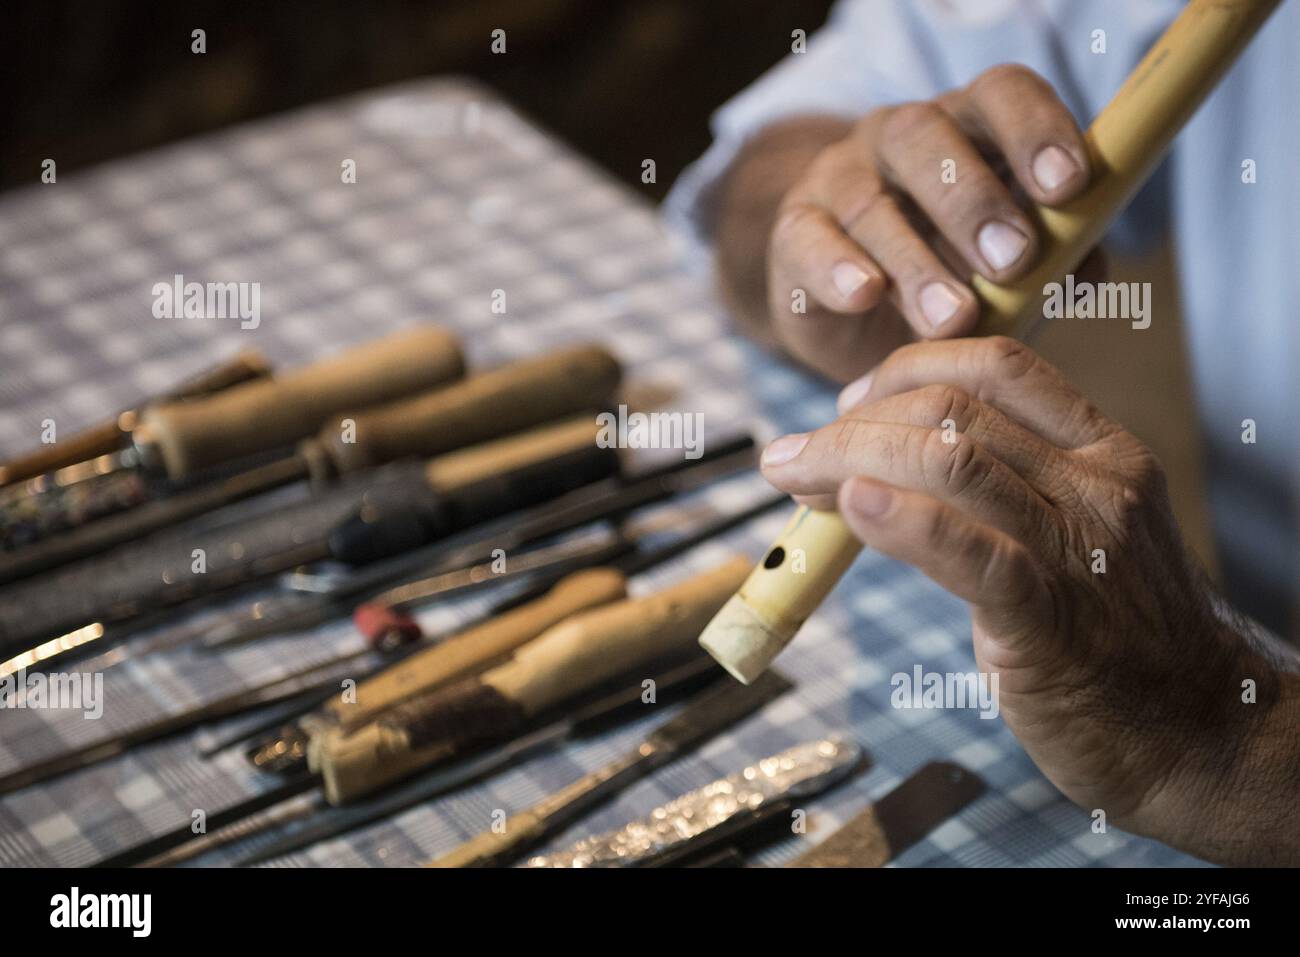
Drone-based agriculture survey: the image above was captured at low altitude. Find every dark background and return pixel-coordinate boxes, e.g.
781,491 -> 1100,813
1,0 -> 835,196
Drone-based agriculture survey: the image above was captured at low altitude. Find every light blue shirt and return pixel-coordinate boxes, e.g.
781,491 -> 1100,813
666,0 -> 1299,633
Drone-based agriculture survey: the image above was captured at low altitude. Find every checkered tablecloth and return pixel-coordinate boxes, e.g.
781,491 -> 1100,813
0,78 -> 1202,868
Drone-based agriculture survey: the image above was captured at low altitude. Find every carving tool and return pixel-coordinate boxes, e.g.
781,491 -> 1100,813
790,761 -> 984,867
198,433 -> 757,650
0,342 -> 619,582
428,668 -> 792,867
88,558 -> 755,867
699,0 -> 1285,683
0,349 -> 273,486
25,452 -> 770,787
313,555 -> 751,804
0,416 -> 618,673
0,532 -> 639,795
169,655 -> 729,866
241,488 -> 785,773
0,327 -> 465,552
525,736 -> 862,866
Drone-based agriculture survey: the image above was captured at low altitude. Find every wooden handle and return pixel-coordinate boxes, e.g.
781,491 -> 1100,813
322,343 -> 621,473
701,0 -> 1281,684
422,415 -> 604,493
0,349 -> 272,485
318,568 -> 628,740
488,555 -> 750,714
141,327 -> 465,478
316,557 -> 747,803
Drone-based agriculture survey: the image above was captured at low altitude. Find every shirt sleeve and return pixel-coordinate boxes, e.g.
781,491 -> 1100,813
663,0 -> 1183,256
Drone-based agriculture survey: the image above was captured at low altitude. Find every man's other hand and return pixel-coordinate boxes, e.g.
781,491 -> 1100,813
758,337 -> 1300,865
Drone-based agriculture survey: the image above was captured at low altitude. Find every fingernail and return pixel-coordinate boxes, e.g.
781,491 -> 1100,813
836,372 -> 874,414
919,282 -> 964,330
831,261 -> 870,302
761,433 -> 809,467
977,220 -> 1029,271
1031,145 -> 1079,193
846,479 -> 893,518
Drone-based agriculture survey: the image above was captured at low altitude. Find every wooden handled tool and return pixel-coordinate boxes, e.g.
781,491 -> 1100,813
322,343 -> 622,472
0,415 -> 619,677
0,349 -> 273,486
0,344 -> 620,578
300,568 -> 629,763
700,0 -> 1283,684
316,555 -> 750,803
428,669 -> 792,868
324,413 -> 618,565
141,326 -> 465,478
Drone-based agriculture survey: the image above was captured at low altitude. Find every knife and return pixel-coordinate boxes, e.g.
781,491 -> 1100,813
525,736 -> 863,867
429,668 -> 793,867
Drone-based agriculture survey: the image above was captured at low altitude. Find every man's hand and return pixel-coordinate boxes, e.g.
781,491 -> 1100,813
758,337 -> 1300,865
715,64 -> 1093,382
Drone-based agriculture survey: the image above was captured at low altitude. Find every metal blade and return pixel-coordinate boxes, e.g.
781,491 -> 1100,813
238,656 -> 729,865
431,667 -> 792,867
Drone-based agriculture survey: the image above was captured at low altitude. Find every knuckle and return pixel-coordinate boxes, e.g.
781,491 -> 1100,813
916,383 -> 974,430
805,140 -> 852,183
981,336 -> 1039,382
1099,448 -> 1166,535
772,201 -> 822,244
970,62 -> 1038,96
839,182 -> 895,235
933,166 -> 1005,220
923,428 -> 984,497
823,418 -> 869,462
882,100 -> 946,144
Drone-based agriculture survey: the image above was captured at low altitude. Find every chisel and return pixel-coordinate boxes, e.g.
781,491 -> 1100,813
313,555 -> 752,804
525,736 -> 863,867
241,488 -> 785,775
0,342 -> 620,582
0,415 -> 619,673
198,433 -> 757,650
699,0 -> 1285,685
26,472 -> 774,794
429,668 -> 792,867
0,327 -> 465,551
88,558 -> 755,867
0,349 -> 273,487
166,655 -> 730,866
0,533 -> 635,794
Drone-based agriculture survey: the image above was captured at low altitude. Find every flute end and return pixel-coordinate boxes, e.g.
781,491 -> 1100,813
697,593 -> 791,685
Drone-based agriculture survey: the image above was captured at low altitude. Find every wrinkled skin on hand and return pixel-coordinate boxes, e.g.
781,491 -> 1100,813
762,64 -> 1098,381
760,337 -> 1299,863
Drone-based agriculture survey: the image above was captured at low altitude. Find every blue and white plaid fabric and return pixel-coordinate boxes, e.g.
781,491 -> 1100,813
0,78 -> 1201,868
